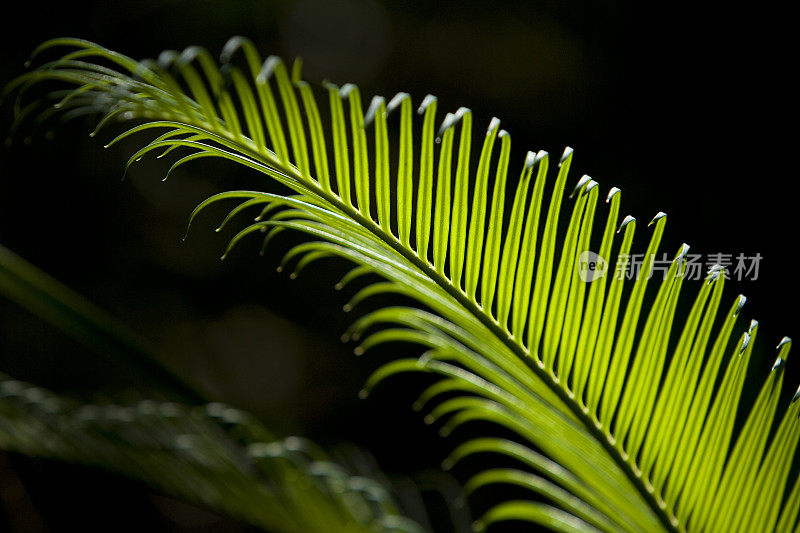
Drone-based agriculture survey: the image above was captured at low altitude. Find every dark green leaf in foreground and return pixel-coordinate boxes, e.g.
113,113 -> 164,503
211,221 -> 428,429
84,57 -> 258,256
0,372 -> 422,533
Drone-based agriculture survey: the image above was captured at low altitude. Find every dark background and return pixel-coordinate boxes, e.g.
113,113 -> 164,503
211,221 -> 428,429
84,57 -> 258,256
0,0 -> 797,531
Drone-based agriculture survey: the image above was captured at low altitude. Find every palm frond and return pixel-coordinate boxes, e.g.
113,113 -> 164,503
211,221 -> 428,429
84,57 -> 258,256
5,37 -> 799,532
0,372 -> 422,533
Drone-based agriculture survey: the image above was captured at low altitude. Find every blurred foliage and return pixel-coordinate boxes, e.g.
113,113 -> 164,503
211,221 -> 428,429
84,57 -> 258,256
0,371 -> 423,533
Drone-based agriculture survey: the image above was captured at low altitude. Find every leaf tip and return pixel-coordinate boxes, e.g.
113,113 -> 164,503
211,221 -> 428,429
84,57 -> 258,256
364,95 -> 385,128
338,82 -> 358,99
559,145 -> 574,166
740,332 -> 751,354
524,150 -> 537,170
417,94 -> 437,115
617,215 -> 635,233
734,294 -> 747,317
777,336 -> 792,361
674,243 -> 691,263
570,175 -> 592,198
386,92 -> 410,114
706,264 -> 725,284
649,211 -> 667,226
486,116 -> 500,135
436,112 -> 456,139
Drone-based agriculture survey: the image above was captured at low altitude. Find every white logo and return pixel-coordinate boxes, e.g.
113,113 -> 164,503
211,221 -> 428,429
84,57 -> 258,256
578,251 -> 607,282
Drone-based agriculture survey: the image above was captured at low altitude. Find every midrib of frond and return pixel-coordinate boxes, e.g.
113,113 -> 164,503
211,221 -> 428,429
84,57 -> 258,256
204,124 -> 680,531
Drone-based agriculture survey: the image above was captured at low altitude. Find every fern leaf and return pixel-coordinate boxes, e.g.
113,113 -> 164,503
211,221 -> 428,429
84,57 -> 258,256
5,37 -> 799,532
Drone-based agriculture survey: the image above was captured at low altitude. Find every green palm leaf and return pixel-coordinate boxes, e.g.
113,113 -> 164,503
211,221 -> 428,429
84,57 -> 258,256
4,37 -> 798,532
0,372 -> 422,533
